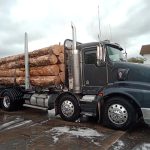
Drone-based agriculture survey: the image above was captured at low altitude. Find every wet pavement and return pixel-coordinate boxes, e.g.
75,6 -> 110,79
109,122 -> 150,150
0,107 -> 149,150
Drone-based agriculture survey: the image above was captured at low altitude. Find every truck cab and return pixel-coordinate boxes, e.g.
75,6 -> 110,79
57,33 -> 150,130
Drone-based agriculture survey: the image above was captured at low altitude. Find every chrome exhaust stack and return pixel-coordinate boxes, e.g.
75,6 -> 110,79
71,23 -> 81,93
24,32 -> 30,90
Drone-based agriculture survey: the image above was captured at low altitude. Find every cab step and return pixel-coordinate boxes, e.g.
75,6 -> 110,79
23,104 -> 48,111
81,111 -> 96,117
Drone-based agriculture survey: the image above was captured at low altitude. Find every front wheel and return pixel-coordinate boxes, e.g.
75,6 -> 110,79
58,95 -> 80,121
103,97 -> 137,130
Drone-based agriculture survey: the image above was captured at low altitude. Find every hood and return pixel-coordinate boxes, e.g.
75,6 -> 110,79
112,62 -> 150,83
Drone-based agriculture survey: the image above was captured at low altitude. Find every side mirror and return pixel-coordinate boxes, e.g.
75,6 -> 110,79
97,44 -> 106,66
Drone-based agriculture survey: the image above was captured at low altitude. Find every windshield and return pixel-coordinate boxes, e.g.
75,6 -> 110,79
107,46 -> 124,62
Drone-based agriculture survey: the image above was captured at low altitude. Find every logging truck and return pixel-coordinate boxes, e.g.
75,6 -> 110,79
0,25 -> 150,130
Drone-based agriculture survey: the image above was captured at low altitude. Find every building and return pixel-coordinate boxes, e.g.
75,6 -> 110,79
140,45 -> 150,64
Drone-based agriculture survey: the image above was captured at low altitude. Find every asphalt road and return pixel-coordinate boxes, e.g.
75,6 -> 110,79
0,107 -> 149,150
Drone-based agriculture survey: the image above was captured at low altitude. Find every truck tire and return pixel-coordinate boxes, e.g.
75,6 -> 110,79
1,91 -> 16,111
1,88 -> 24,111
58,95 -> 80,121
103,97 -> 137,130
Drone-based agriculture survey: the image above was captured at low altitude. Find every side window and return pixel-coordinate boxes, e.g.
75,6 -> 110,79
84,51 -> 96,64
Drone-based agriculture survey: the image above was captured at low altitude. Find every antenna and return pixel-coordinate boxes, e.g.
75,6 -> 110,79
98,5 -> 101,42
109,24 -> 112,41
124,47 -> 128,61
123,41 -> 128,61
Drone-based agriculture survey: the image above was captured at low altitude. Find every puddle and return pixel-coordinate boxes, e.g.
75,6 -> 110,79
0,138 -> 29,150
132,143 -> 150,150
46,126 -> 104,146
0,114 -> 22,123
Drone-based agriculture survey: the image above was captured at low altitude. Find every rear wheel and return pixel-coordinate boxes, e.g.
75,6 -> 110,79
103,97 -> 137,130
1,91 -> 16,111
1,88 -> 24,111
58,95 -> 80,121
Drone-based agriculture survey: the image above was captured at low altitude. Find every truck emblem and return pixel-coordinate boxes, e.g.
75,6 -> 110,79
118,68 -> 129,81
119,71 -> 122,79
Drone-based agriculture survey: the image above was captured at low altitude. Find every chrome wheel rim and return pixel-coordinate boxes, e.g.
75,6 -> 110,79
108,104 -> 128,125
3,96 -> 11,108
61,100 -> 74,117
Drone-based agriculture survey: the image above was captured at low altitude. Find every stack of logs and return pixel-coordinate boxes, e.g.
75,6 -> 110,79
0,45 -> 65,87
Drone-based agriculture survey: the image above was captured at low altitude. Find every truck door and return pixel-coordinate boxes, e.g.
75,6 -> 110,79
82,47 -> 107,94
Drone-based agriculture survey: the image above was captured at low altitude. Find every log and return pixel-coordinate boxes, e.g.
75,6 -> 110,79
17,54 -> 58,67
29,54 -> 58,67
30,65 -> 60,76
29,45 -> 64,57
0,65 -> 60,77
0,77 -> 15,85
59,72 -> 65,82
0,68 -> 24,77
59,64 -> 65,72
0,76 -> 61,86
29,47 -> 53,58
0,61 -> 18,70
0,54 -> 23,66
58,53 -> 64,63
52,45 -> 64,56
0,54 -> 58,69
30,76 -> 61,86
0,45 -> 64,65
61,46 -> 64,53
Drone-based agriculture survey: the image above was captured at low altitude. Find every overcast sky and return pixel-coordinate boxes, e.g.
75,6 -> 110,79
0,0 -> 149,58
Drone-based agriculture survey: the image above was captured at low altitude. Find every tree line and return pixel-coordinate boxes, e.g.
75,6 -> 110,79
127,57 -> 145,64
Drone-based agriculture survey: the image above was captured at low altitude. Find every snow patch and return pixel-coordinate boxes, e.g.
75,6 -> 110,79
113,140 -> 125,150
52,135 -> 59,143
46,126 -> 103,146
132,143 -> 150,150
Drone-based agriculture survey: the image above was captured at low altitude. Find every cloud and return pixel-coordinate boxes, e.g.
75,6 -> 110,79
0,0 -> 149,58
0,0 -> 99,57
87,0 -> 150,57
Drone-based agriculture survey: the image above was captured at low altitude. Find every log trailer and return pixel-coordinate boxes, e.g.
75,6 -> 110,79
1,25 -> 150,130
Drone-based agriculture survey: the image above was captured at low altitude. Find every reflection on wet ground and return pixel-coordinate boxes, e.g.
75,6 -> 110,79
0,108 -> 150,150
0,108 -> 114,150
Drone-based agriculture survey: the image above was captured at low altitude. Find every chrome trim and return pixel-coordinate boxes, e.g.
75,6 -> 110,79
108,104 -> 128,125
73,50 -> 78,54
3,96 -> 11,108
61,100 -> 74,117
97,101 -> 101,123
29,94 -> 49,108
141,108 -> 150,124
80,95 -> 96,102
24,32 -> 30,89
71,24 -> 81,93
23,104 -> 48,111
